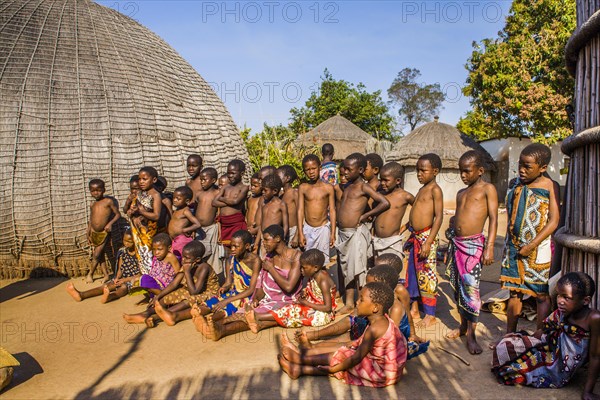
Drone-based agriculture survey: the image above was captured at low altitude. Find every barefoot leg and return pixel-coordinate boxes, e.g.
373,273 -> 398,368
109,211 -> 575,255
123,308 -> 153,324
278,354 -> 300,379
416,314 -> 437,329
155,301 -> 176,326
66,283 -> 83,302
410,301 -> 421,321
445,316 -> 467,340
466,321 -> 482,355
245,310 -> 261,334
506,291 -> 523,333
100,286 -> 111,304
295,330 -> 313,349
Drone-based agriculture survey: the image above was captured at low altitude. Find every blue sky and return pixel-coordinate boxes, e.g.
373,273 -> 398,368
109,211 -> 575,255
100,1 -> 513,135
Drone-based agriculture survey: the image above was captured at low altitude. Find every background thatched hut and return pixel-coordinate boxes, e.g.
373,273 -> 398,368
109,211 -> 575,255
295,114 -> 380,161
386,117 -> 495,208
0,0 -> 249,278
555,0 -> 600,307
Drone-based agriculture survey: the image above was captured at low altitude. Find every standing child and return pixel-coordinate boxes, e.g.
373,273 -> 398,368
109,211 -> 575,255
246,172 -> 262,238
86,179 -> 121,283
336,153 -> 390,313
185,154 -> 203,198
372,162 -> 414,280
128,166 -> 162,274
297,154 -> 336,265
168,186 -> 202,260
278,281 -> 407,387
123,175 -> 140,215
445,150 -> 498,354
501,144 -> 559,333
277,165 -> 299,247
254,174 -> 288,256
493,272 -> 599,398
155,176 -> 173,232
66,229 -> 140,303
246,249 -> 337,332
194,167 -> 221,273
320,143 -> 338,185
403,153 -> 444,328
364,153 -> 384,192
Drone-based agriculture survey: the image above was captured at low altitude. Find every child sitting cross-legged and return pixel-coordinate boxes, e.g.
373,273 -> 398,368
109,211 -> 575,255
277,281 -> 407,387
245,249 -> 337,333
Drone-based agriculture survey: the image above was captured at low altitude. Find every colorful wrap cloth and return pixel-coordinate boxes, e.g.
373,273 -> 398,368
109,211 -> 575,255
501,182 -> 552,296
161,267 -> 220,306
171,234 -> 193,262
336,224 -> 371,287
271,276 -> 337,328
219,212 -> 247,244
115,247 -> 140,291
203,256 -> 253,316
445,230 -> 485,322
330,316 -> 407,387
196,223 -> 221,274
90,229 -> 108,247
403,225 -> 438,316
320,161 -> 338,185
492,309 -> 590,388
130,256 -> 176,295
131,191 -> 157,274
303,222 -> 331,265
251,265 -> 302,314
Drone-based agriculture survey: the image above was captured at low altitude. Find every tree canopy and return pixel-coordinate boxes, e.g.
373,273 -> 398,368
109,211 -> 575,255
460,0 -> 576,144
387,68 -> 445,132
289,69 -> 396,141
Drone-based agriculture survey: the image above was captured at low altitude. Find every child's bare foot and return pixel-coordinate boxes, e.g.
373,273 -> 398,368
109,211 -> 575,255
122,313 -> 147,324
281,344 -> 302,363
145,317 -> 155,328
85,274 -> 94,284
155,301 -> 176,326
100,286 -> 111,304
65,283 -> 82,302
278,354 -> 300,379
206,317 -> 223,341
193,314 -> 222,340
294,330 -> 313,349
190,303 -> 201,318
445,328 -> 466,340
245,309 -> 260,334
337,304 -> 354,315
466,334 -> 483,355
416,314 -> 437,328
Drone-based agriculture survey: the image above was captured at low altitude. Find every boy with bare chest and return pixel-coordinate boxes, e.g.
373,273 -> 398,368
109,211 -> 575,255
168,186 -> 202,261
445,151 -> 498,354
246,172 -> 262,235
87,179 -> 121,283
336,153 -> 390,313
255,174 -> 288,257
193,167 -> 221,273
277,165 -> 299,247
185,154 -> 203,200
372,162 -> 414,281
297,154 -> 336,265
404,153 -> 443,328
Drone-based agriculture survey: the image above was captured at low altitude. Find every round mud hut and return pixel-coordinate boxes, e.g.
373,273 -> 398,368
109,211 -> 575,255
0,0 -> 249,278
386,117 -> 495,209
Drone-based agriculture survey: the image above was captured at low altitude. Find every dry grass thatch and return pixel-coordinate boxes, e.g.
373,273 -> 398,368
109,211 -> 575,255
0,0 -> 249,278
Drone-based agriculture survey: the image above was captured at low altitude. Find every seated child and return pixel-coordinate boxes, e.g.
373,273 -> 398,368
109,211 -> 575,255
168,186 -> 202,260
123,174 -> 140,215
245,249 -> 337,332
66,229 -> 140,303
145,241 -> 220,327
492,272 -> 599,398
190,230 -> 261,322
278,281 -> 407,387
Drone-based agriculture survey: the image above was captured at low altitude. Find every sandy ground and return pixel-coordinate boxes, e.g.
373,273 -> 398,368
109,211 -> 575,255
0,214 -> 593,399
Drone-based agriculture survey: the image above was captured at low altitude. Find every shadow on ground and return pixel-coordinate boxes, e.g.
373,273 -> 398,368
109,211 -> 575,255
0,277 -> 67,303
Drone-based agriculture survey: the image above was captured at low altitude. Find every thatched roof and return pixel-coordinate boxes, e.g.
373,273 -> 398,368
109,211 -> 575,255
296,114 -> 378,160
387,118 -> 495,170
0,0 -> 249,278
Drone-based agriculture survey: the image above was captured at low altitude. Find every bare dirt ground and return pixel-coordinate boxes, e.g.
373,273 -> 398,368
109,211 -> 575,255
0,214 -> 592,399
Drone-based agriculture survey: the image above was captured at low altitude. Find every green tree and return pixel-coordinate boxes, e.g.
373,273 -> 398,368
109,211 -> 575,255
387,68 -> 445,132
290,69 -> 396,141
461,0 -> 575,143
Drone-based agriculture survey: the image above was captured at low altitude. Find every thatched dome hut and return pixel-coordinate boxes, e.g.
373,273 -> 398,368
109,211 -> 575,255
0,0 -> 249,278
387,117 -> 494,208
296,114 -> 379,161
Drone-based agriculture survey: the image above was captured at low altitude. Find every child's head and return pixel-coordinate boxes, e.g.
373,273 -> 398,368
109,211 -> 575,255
218,174 -> 229,189
357,281 -> 395,317
187,154 -> 203,178
339,162 -> 348,184
299,249 -> 326,278
258,165 -> 277,181
129,175 -> 140,195
152,233 -> 172,260
518,143 -> 551,184
227,159 -> 246,185
364,153 -> 384,182
230,230 -> 253,257
139,166 -> 159,191
416,153 -> 441,185
556,272 -> 595,315
173,186 -> 193,209
155,176 -> 168,193
250,172 -> 262,197
200,167 -> 218,191
458,150 -> 485,186
366,265 -> 399,290
262,224 -> 285,253
302,154 -> 321,182
122,228 -> 134,250
277,165 -> 298,186
374,253 -> 403,277
379,162 -> 404,194
321,143 -> 334,159
343,153 -> 367,183
182,241 -> 206,266
88,179 -> 105,200
261,174 -> 283,201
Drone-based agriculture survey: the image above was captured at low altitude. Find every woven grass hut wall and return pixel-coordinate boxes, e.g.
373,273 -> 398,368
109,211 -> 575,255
386,117 -> 495,209
555,0 -> 600,306
0,0 -> 250,278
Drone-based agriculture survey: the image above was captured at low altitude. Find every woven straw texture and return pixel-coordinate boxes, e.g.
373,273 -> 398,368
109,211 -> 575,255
0,0 -> 249,278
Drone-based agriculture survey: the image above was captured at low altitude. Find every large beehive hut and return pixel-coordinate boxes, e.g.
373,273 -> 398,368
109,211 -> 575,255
386,117 -> 495,208
556,0 -> 600,306
0,0 -> 249,278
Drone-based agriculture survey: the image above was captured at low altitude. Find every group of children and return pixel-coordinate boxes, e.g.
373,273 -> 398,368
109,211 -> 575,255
64,143 -> 598,395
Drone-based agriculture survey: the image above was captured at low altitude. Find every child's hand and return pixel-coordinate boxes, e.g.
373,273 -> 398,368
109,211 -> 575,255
290,235 -> 299,248
330,232 -> 336,247
483,246 -> 495,265
218,284 -> 231,295
518,243 -> 535,257
419,242 -> 431,259
104,224 -> 112,233
409,334 -> 427,344
297,298 -> 309,307
262,258 -> 274,273
298,234 -> 306,248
